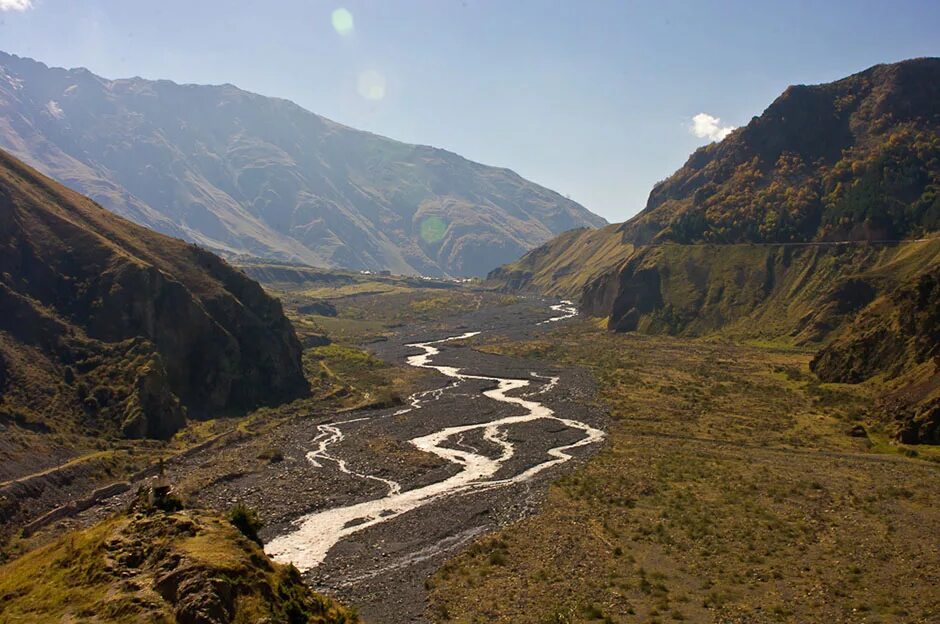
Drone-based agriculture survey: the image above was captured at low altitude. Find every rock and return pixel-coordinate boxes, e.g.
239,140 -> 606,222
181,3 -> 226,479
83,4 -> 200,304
846,424 -> 868,438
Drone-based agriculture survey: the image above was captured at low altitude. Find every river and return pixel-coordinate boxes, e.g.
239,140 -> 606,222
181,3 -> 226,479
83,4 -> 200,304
265,305 -> 605,573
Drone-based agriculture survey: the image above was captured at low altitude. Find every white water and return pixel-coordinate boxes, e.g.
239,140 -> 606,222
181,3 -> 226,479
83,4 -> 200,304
538,299 -> 578,324
306,418 -> 402,496
265,313 -> 604,573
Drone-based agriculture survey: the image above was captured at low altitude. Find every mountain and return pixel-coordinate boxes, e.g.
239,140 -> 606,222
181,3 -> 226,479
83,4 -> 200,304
626,58 -> 940,245
0,51 -> 605,278
0,147 -> 307,441
489,59 -> 940,442
492,58 -> 940,313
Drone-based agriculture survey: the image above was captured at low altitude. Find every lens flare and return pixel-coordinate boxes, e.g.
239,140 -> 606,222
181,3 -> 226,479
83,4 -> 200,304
419,216 -> 447,244
357,70 -> 386,101
331,8 -> 354,35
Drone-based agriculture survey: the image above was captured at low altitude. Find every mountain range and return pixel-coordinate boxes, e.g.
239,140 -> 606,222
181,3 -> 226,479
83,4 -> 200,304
0,51 -> 605,278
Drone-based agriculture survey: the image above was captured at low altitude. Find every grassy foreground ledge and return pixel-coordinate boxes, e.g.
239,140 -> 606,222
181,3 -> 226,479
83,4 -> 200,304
0,491 -> 359,624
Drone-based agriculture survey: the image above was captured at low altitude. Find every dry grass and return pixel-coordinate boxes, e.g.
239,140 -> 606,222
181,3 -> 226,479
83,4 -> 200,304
428,322 -> 940,623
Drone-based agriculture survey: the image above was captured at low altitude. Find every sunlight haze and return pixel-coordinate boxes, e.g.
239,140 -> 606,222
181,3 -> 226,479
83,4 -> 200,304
2,0 -> 938,220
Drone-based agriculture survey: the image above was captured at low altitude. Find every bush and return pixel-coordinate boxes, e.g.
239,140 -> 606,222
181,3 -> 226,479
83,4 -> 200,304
258,447 -> 284,463
228,503 -> 263,545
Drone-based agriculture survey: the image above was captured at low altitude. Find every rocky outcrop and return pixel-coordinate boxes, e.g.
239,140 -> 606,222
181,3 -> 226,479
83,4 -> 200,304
0,148 -> 307,439
0,499 -> 360,623
812,266 -> 940,443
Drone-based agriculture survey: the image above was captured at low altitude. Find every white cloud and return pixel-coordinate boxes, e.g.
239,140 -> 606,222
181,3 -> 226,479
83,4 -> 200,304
0,0 -> 33,12
690,113 -> 735,142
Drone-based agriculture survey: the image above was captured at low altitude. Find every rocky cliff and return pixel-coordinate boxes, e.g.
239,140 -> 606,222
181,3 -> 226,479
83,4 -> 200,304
0,494 -> 358,623
812,264 -> 940,443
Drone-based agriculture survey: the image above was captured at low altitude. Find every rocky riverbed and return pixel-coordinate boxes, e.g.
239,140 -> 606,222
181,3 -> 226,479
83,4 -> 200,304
47,299 -> 607,623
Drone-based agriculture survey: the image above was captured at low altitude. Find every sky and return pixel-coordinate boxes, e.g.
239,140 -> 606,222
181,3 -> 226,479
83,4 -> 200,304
1,1 -> 938,222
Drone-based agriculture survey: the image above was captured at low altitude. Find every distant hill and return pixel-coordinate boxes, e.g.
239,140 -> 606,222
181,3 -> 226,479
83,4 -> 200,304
0,51 -> 605,277
489,59 -> 940,443
0,148 -> 307,442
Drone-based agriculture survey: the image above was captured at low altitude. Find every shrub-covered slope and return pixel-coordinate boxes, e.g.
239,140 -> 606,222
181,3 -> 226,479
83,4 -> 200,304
583,240 -> 940,340
0,51 -> 605,278
0,148 -> 307,440
624,58 -> 940,245
489,59 -> 940,443
491,58 -> 940,336
487,224 -> 632,298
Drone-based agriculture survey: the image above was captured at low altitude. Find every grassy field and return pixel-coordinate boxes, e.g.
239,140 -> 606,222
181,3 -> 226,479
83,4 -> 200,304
428,322 -> 940,623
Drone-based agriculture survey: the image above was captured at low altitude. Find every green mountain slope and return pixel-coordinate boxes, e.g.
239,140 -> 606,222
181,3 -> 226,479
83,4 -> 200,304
624,57 -> 940,245
487,224 -> 633,297
491,58 -> 940,295
0,51 -> 605,278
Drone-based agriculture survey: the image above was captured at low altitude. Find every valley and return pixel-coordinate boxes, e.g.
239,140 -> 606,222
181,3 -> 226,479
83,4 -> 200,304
5,276 -> 607,623
0,42 -> 938,623
429,322 -> 940,623
8,268 -> 937,622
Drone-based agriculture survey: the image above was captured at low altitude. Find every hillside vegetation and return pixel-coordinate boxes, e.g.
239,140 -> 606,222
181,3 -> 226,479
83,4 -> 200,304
0,148 -> 307,442
626,58 -> 940,245
489,59 -> 940,443
0,492 -> 358,623
429,324 -> 940,623
0,51 -> 604,277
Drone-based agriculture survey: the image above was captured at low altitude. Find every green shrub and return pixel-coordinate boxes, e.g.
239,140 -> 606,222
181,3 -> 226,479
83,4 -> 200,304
258,448 -> 284,463
228,503 -> 263,545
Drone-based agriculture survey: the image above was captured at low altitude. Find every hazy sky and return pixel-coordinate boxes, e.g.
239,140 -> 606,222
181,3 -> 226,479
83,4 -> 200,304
2,0 -> 938,221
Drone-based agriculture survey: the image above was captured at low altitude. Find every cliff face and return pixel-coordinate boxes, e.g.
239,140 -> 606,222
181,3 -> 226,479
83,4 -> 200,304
0,500 -> 359,623
0,148 -> 307,439
812,265 -> 940,444
580,240 -> 940,340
